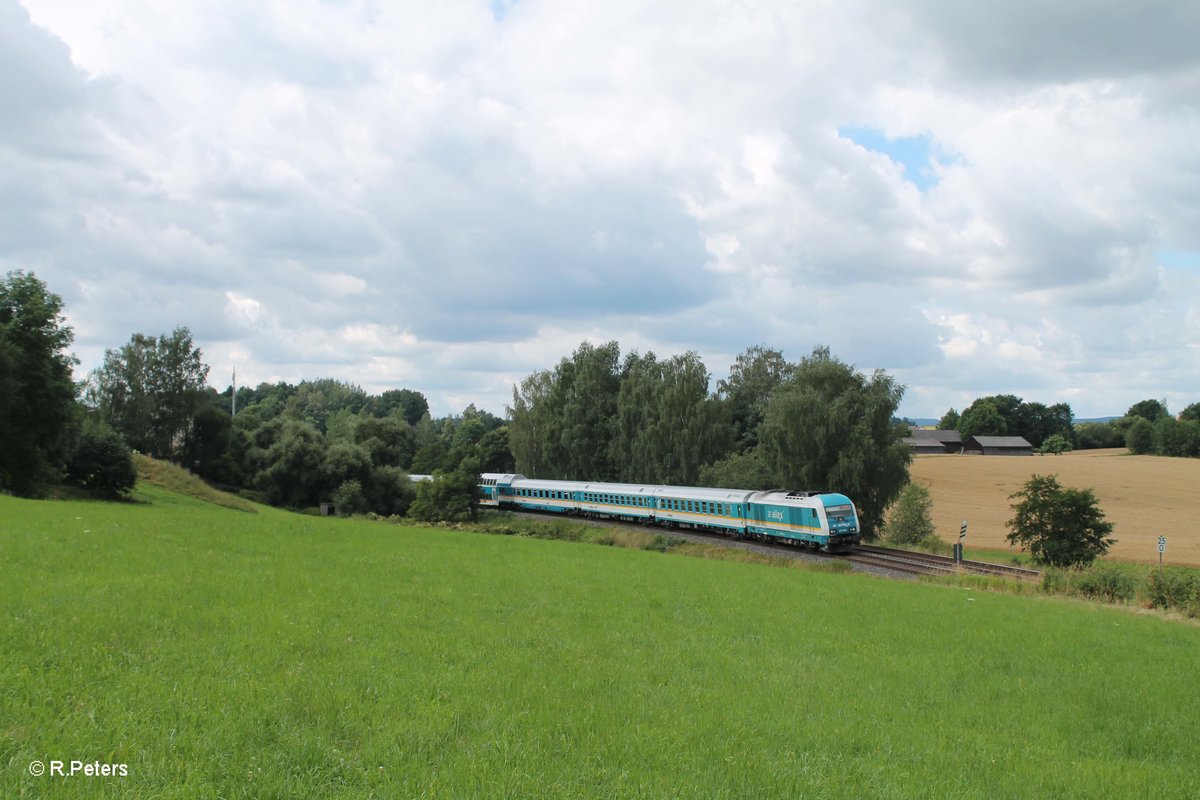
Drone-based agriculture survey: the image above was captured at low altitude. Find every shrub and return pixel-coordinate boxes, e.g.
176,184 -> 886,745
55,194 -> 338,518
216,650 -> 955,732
1125,418 -> 1155,455
882,483 -> 936,546
330,479 -> 368,516
1071,564 -> 1137,603
1040,569 -> 1068,595
1147,569 -> 1200,617
66,423 -> 136,498
1075,422 -> 1124,450
1037,434 -> 1072,455
643,534 -> 685,553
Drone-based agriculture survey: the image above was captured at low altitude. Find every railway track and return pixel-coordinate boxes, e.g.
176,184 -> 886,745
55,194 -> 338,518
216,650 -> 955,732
851,544 -> 1042,580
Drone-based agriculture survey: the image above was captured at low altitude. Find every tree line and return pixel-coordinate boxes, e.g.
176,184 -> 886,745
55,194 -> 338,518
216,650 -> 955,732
938,394 -> 1200,459
938,394 -> 1075,449
0,271 -> 512,517
1114,399 -> 1200,458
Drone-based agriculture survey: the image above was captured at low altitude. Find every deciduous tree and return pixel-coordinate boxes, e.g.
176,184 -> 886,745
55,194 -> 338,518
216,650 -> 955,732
958,401 -> 1007,440
1125,418 -> 1154,455
717,345 -> 795,451
882,483 -> 936,546
0,271 -> 79,495
1006,474 -> 1115,567
758,346 -> 910,538
89,327 -> 209,460
1126,398 -> 1169,422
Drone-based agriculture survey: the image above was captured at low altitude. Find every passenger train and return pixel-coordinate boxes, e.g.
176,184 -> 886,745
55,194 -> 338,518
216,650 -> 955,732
476,473 -> 861,552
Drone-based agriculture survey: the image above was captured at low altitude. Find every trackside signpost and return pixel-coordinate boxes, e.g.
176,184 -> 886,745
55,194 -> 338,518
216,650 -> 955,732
954,520 -> 967,563
1158,536 -> 1166,572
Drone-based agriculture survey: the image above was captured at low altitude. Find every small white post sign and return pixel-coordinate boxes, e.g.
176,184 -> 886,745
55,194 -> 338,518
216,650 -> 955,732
1158,535 -> 1167,570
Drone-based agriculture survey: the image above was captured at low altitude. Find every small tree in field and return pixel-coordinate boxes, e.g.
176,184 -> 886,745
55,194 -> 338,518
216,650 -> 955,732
1007,474 -> 1115,568
882,483 -> 936,546
1037,433 -> 1072,455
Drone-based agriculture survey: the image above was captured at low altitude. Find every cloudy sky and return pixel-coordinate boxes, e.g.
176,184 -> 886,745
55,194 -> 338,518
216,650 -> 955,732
4,0 -> 1199,419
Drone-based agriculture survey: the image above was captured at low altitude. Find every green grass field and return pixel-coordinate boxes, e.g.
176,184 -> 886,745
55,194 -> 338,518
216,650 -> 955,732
3,485 -> 1199,799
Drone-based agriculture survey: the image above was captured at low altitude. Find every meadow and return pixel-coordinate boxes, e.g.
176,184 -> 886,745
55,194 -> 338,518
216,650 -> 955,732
3,484 -> 1199,798
912,448 -> 1200,565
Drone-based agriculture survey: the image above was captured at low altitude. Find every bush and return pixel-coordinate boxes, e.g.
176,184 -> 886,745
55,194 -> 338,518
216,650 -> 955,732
330,479 -> 368,516
408,467 -> 480,522
1040,569 -> 1069,595
1037,434 -> 1072,455
1125,418 -> 1155,455
1147,569 -> 1200,617
1071,564 -> 1137,603
364,466 -> 416,517
1075,422 -> 1124,450
882,483 -> 936,545
66,424 -> 136,498
643,534 -> 685,553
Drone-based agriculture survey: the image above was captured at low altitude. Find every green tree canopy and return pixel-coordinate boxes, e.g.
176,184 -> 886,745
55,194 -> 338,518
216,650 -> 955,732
286,379 -> 368,433
938,408 -> 960,430
956,394 -> 1073,447
88,327 -> 209,460
758,346 -> 911,538
1006,474 -> 1115,567
364,388 -> 429,426
1125,418 -> 1154,455
1126,399 -> 1169,422
0,271 -> 79,495
698,447 -> 773,490
958,401 -> 1007,440
717,345 -> 795,451
508,341 -> 622,479
611,350 -> 732,485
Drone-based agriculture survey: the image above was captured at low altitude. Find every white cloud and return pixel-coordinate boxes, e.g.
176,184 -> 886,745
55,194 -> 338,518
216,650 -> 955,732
6,0 -> 1200,419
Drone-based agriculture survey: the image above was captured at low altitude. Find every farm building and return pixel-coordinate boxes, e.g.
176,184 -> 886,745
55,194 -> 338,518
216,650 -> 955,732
903,429 -> 963,454
962,435 -> 1034,456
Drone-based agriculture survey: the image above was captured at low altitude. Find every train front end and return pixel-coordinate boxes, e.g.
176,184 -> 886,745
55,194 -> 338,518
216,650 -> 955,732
820,493 -> 860,552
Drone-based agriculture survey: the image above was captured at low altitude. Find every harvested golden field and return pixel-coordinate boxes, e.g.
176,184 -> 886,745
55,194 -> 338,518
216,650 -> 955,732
911,448 -> 1200,566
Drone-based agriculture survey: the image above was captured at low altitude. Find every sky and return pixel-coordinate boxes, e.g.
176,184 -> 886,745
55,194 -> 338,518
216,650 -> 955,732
4,0 -> 1199,420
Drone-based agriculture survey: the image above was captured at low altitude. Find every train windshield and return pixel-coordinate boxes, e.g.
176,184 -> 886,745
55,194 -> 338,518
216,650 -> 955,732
824,504 -> 856,530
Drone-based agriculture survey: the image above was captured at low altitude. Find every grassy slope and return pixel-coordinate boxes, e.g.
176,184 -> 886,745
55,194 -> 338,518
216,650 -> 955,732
912,448 -> 1200,565
2,488 -> 1199,799
132,454 -> 258,513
